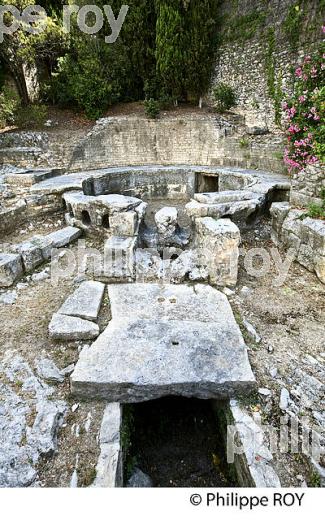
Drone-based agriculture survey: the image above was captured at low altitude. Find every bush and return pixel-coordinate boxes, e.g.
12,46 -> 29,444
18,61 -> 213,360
213,83 -> 236,112
144,98 -> 160,119
14,104 -> 48,129
283,43 -> 325,171
0,87 -> 19,128
306,202 -> 325,219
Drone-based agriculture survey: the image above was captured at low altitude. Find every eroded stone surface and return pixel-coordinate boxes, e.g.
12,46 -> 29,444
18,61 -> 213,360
92,403 -> 123,488
58,281 -> 105,322
0,352 -> 66,488
71,283 -> 255,402
271,204 -> 325,284
49,313 -> 100,341
102,236 -> 136,282
195,218 -> 240,287
0,253 -> 24,287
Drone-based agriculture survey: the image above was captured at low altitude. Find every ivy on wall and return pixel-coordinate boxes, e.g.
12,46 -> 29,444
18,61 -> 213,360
282,2 -> 304,50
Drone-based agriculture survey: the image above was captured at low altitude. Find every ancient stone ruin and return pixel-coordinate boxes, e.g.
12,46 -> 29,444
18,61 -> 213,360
0,117 -> 324,490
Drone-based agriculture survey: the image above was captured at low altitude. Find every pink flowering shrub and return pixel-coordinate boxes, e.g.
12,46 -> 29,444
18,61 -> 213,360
283,43 -> 325,172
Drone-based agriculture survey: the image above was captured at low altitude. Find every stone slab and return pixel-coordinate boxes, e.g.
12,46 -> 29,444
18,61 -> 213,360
92,403 -> 123,488
5,168 -> 64,187
49,313 -> 100,341
58,281 -> 105,322
0,253 -> 24,287
47,226 -> 82,249
71,283 -> 255,402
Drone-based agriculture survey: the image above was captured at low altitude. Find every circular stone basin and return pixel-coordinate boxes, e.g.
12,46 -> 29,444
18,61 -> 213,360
80,165 -> 289,227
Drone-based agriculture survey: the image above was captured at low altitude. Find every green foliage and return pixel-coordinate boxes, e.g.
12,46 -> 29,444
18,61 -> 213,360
312,85 -> 325,162
306,202 -> 325,219
266,28 -> 276,98
184,0 -> 220,104
14,103 -> 48,128
155,0 -> 188,103
239,138 -> 249,149
304,189 -> 325,220
213,83 -> 236,113
0,86 -> 19,128
144,98 -> 160,119
0,0 -> 66,104
265,28 -> 283,126
282,3 -> 303,50
221,10 -> 267,43
154,0 -> 220,106
309,472 -> 321,487
1,0 -> 222,117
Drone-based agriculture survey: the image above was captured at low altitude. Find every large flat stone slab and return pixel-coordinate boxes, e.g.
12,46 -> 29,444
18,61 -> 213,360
58,281 -> 105,322
71,284 -> 255,402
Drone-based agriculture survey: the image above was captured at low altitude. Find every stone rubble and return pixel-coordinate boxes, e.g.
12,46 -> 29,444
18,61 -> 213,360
127,468 -> 153,488
0,352 -> 67,488
35,358 -> 64,384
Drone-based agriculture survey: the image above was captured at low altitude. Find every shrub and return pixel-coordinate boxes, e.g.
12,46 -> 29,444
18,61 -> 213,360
213,83 -> 236,113
283,42 -> 325,171
144,98 -> 160,119
0,87 -> 19,128
306,202 -> 325,219
14,104 -> 48,129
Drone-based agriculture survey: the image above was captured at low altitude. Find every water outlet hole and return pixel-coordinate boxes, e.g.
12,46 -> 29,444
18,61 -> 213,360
123,397 -> 238,487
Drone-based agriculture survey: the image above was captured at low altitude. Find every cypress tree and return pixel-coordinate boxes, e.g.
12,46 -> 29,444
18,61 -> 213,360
185,0 -> 220,107
155,0 -> 188,104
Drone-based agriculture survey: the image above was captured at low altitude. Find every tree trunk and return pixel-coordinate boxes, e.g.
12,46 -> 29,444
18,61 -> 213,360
13,67 -> 29,106
199,96 -> 203,109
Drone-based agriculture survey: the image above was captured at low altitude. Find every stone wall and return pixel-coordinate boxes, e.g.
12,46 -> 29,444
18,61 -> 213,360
67,116 -> 286,173
270,202 -> 325,283
290,164 -> 325,207
213,0 -> 323,131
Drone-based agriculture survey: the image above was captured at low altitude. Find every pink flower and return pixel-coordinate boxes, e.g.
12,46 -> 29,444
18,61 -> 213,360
295,67 -> 303,78
298,95 -> 306,103
311,66 -> 318,78
288,124 -> 300,134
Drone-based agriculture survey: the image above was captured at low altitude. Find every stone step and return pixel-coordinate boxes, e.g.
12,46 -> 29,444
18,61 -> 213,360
71,283 -> 256,402
58,281 -> 105,322
11,226 -> 82,273
5,168 -> 65,187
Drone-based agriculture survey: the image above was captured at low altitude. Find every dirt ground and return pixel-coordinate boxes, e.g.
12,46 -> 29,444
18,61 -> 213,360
0,215 -> 109,488
232,219 -> 325,487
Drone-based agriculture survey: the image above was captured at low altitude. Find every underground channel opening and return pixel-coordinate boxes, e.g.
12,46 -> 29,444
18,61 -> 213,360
81,210 -> 91,226
123,397 -> 238,487
195,173 -> 219,193
102,214 -> 110,229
